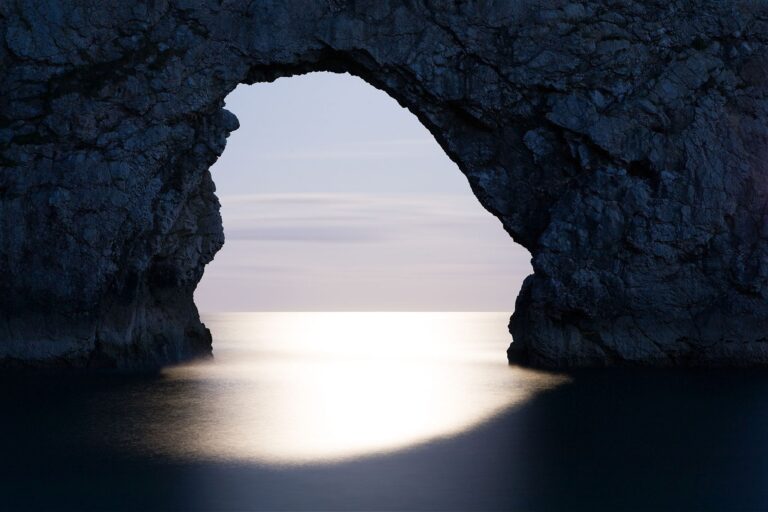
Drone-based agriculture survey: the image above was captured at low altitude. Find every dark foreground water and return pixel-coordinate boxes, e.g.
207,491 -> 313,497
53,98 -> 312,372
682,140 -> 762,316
2,313 -> 768,511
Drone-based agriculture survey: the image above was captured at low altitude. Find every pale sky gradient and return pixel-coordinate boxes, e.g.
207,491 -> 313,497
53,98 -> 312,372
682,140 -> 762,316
194,72 -> 532,312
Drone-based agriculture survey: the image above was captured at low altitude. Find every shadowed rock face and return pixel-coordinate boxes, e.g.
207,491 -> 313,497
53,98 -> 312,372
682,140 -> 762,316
1,0 -> 768,368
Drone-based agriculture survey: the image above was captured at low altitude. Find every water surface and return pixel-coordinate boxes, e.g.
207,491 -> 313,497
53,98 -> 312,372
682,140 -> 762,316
2,312 -> 768,510
152,312 -> 563,464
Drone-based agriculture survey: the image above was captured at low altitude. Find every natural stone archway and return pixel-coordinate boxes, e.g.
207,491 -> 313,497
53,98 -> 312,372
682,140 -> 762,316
2,1 -> 768,368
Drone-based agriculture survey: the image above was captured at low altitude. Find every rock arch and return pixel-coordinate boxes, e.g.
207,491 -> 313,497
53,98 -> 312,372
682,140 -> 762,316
1,1 -> 768,367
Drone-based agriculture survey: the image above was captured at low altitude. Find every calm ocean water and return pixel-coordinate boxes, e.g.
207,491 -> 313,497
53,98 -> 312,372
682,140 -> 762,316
2,312 -> 768,510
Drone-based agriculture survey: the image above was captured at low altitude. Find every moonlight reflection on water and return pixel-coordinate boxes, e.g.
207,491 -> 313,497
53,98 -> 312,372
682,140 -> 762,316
129,312 -> 565,464
2,315 -> 768,510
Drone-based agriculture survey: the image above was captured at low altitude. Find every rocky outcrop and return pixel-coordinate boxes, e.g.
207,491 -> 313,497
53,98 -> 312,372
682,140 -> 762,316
1,1 -> 768,368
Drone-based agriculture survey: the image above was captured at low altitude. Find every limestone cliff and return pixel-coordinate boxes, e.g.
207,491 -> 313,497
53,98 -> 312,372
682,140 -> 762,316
1,0 -> 768,367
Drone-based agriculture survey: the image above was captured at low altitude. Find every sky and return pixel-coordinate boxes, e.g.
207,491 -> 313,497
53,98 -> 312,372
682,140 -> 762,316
194,72 -> 532,312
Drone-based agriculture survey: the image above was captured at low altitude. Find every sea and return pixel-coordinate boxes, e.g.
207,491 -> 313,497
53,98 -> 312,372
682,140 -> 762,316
2,312 -> 768,510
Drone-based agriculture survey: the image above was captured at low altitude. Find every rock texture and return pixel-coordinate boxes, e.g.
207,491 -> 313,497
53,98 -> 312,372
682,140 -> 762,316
1,0 -> 768,368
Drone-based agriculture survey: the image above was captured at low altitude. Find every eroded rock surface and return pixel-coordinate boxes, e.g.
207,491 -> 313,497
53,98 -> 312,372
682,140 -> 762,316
2,1 -> 768,368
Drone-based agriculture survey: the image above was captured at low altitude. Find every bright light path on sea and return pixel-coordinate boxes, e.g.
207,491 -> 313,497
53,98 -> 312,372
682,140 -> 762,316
137,312 -> 566,465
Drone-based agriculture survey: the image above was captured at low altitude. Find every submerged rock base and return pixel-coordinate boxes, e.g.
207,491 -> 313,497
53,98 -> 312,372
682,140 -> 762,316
2,1 -> 768,368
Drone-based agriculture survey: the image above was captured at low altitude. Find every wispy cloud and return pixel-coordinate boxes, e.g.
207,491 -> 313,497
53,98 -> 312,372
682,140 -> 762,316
255,139 -> 438,161
225,226 -> 378,243
220,193 -> 502,243
197,192 -> 531,311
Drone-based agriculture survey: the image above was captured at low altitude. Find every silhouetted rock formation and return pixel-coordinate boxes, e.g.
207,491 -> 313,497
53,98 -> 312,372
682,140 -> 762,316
1,1 -> 768,368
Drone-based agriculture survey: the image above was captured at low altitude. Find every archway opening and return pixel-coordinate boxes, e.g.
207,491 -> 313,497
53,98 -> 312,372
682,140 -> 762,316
195,71 -> 532,312
173,72 -> 551,464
